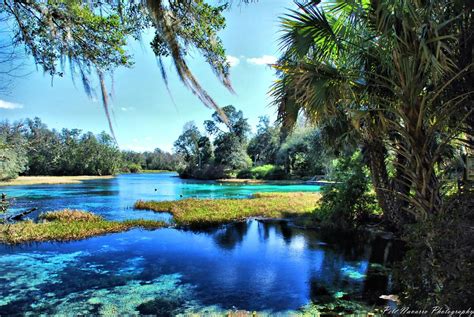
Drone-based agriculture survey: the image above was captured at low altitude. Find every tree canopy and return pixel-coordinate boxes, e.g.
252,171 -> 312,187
0,0 -> 235,138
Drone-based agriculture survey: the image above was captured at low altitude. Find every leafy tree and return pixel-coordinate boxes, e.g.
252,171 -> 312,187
174,122 -> 212,169
273,0 -> 473,307
23,117 -> 62,175
0,122 -> 28,181
273,0 -> 473,226
205,105 -> 251,170
276,127 -> 325,177
247,116 -> 280,165
1,0 -> 234,137
204,105 -> 251,143
213,133 -> 251,170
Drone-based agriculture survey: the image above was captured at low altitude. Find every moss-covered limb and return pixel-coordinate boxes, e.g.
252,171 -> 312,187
134,192 -> 320,227
0,210 -> 165,244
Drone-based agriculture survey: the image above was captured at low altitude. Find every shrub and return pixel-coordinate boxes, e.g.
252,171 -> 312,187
236,168 -> 253,179
397,191 -> 474,309
315,152 -> 379,230
263,166 -> 286,180
127,163 -> 142,173
236,164 -> 286,180
178,164 -> 227,180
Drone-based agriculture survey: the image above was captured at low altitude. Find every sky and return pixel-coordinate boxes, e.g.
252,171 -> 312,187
0,0 -> 295,152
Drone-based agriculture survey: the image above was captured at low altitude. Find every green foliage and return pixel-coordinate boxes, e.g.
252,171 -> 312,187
237,164 -> 285,180
174,121 -> 213,168
1,118 -> 122,178
122,163 -> 142,174
175,106 -> 252,179
247,116 -> 280,165
121,148 -> 180,172
397,191 -> 474,309
277,128 -> 326,177
315,152 -> 379,230
213,134 -> 251,170
2,1 -> 235,138
0,122 -> 28,181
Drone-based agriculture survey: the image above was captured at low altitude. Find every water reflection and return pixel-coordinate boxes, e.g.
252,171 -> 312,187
0,219 -> 400,314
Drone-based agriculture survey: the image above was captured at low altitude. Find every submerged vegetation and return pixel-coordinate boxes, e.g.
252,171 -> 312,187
0,210 -> 165,244
134,192 -> 320,227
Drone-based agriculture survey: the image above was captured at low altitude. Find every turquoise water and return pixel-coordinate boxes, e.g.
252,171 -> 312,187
0,173 -> 398,315
2,172 -> 321,221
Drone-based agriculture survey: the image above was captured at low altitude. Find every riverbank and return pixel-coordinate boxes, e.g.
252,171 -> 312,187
0,210 -> 164,244
217,178 -> 307,184
134,192 -> 320,227
141,170 -> 175,173
0,175 -> 115,187
217,178 -> 336,185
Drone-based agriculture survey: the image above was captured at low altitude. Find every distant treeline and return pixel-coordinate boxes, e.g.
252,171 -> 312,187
0,118 -> 180,181
173,105 -> 330,180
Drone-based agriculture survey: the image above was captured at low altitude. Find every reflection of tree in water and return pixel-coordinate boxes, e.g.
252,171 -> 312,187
257,221 -> 271,242
256,220 -> 298,245
276,221 -> 293,244
213,221 -> 250,250
307,234 -> 403,305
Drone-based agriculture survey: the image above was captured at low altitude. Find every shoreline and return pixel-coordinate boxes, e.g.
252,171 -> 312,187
216,178 -> 335,185
216,178 -> 307,185
0,175 -> 115,187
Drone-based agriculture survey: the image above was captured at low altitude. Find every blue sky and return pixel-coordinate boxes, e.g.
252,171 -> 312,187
0,0 -> 294,152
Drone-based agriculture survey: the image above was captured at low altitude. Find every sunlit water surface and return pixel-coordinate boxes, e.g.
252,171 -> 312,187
0,173 -> 397,315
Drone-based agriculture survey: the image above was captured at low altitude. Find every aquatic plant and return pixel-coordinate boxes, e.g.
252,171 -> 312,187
40,209 -> 103,222
134,192 -> 320,227
0,209 -> 165,244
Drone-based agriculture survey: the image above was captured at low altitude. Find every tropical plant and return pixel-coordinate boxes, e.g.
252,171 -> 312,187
272,0 -> 473,227
272,0 -> 473,307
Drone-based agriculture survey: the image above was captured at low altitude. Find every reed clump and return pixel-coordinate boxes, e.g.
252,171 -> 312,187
134,192 -> 320,227
0,209 -> 165,244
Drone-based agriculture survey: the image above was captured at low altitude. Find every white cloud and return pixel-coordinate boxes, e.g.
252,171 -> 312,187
0,99 -> 23,110
226,55 -> 240,67
120,106 -> 135,112
246,55 -> 278,66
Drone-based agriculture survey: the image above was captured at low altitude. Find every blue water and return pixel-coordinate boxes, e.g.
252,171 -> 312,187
2,172 -> 321,221
0,173 -> 396,315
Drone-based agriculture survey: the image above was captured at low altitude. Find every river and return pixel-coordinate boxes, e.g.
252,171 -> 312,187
0,173 -> 397,315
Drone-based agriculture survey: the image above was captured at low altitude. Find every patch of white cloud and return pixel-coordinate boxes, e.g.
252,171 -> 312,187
226,55 -> 240,67
0,99 -> 23,110
246,55 -> 278,66
120,106 -> 135,112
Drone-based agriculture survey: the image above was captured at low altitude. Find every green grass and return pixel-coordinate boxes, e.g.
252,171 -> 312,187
134,192 -> 320,227
0,209 -> 165,244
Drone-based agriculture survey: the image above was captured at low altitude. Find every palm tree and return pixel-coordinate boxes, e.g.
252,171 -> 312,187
272,0 -> 473,225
